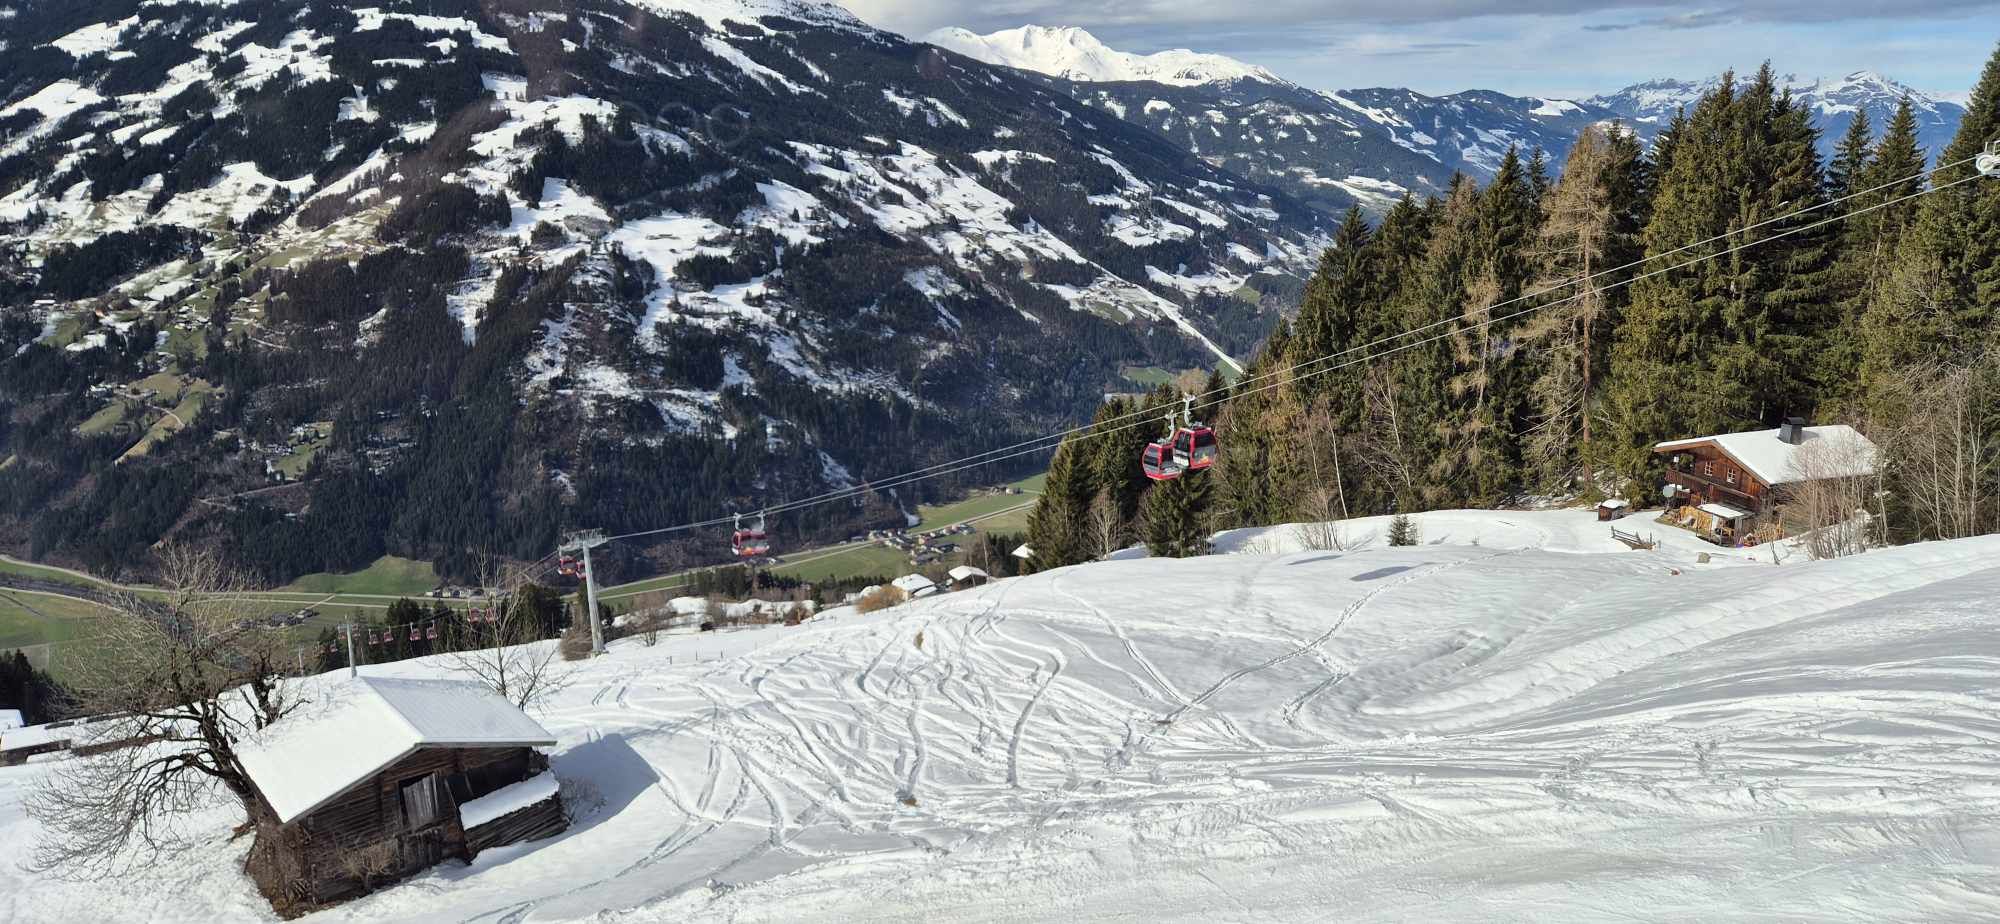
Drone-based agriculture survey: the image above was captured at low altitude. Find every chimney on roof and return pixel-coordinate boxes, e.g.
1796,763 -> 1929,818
1778,416 -> 1807,445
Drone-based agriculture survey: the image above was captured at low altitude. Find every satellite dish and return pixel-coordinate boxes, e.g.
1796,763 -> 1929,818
1661,484 -> 1680,498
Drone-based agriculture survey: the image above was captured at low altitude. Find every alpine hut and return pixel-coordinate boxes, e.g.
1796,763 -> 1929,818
1653,419 -> 1878,544
238,676 -> 565,914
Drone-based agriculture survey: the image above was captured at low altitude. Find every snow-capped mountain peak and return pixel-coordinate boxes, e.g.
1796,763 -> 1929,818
924,25 -> 1282,87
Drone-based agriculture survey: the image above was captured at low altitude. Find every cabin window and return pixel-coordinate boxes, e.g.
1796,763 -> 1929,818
1701,462 -> 1713,477
1725,469 -> 1737,485
400,774 -> 446,829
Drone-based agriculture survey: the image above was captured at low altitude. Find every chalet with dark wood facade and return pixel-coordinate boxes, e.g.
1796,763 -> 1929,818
1653,419 -> 1878,544
237,676 -> 566,915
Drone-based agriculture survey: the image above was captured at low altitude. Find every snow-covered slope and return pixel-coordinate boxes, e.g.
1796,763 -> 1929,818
7,510 -> 2000,921
924,25 -> 1280,87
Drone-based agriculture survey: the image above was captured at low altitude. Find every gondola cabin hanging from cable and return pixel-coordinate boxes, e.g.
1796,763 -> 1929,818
556,554 -> 580,578
732,511 -> 772,558
1172,393 -> 1217,472
1143,410 -> 1185,481
1143,395 -> 1218,480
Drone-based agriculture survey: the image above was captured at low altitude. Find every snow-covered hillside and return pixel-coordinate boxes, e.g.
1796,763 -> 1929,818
0,0 -> 1326,578
924,25 -> 1280,87
7,510 -> 2000,921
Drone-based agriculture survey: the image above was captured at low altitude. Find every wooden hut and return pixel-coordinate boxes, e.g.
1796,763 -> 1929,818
237,676 -> 566,914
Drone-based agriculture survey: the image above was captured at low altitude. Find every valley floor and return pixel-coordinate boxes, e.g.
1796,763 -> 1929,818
4,510 -> 1999,922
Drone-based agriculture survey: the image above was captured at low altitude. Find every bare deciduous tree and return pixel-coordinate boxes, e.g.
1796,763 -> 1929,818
27,545 -> 298,878
1086,490 -> 1127,560
447,561 -> 569,712
1784,431 -> 1883,560
1867,348 -> 2000,542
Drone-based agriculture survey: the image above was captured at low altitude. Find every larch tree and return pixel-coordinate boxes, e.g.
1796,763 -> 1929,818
1519,124 -> 1643,490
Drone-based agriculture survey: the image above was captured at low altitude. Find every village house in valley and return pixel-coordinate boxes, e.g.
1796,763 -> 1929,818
1653,419 -> 1879,545
237,676 -> 566,915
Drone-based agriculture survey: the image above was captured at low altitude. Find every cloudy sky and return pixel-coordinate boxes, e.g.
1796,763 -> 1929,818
836,1 -> 1998,98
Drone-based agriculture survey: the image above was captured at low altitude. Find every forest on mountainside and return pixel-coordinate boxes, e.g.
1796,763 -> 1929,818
1029,54 -> 2000,567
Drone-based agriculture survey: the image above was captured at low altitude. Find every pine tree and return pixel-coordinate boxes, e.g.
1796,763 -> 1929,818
1386,513 -> 1418,546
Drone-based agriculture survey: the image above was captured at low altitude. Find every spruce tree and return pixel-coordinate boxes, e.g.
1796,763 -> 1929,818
1836,97 -> 1926,411
1025,436 -> 1091,571
1605,67 -> 1834,485
1142,472 -> 1211,558
1862,42 -> 2000,402
1826,109 -> 1874,203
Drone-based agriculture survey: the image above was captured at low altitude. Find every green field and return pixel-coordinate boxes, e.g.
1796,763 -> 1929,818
277,556 -> 438,596
768,543 -> 911,585
0,590 -> 110,650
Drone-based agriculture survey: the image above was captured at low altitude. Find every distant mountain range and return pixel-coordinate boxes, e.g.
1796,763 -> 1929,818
928,25 -> 1969,214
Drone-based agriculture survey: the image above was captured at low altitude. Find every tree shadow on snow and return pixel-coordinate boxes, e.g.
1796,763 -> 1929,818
550,732 -> 660,829
1350,565 -> 1418,581
1286,554 -> 1342,566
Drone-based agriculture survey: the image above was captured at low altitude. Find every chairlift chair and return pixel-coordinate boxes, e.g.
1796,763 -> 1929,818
1979,139 -> 2000,178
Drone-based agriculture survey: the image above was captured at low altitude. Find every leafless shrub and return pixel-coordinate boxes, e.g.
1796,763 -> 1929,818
558,776 -> 605,824
558,623 -> 594,661
336,838 -> 398,887
854,586 -> 905,613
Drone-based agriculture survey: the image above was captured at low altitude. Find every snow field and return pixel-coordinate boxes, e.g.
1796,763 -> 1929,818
6,512 -> 2000,921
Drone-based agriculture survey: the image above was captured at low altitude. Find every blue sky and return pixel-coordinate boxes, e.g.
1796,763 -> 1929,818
837,2 -> 1998,98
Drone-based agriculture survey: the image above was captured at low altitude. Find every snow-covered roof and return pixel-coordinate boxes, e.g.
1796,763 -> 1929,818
947,565 -> 989,582
1654,425 -> 1878,487
891,574 -> 937,596
0,722 -> 67,751
1597,499 -> 1629,510
1699,503 -> 1751,520
0,709 -> 22,730
237,676 -> 555,824
1011,544 -> 1035,560
458,771 -> 558,830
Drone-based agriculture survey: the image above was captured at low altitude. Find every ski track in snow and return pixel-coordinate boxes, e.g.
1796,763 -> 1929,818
7,511 -> 2000,922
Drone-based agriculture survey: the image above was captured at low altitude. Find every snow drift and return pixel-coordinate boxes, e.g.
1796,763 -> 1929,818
5,512 -> 2000,921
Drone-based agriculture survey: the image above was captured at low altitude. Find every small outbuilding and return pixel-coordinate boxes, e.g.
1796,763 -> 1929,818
1595,499 -> 1630,521
891,573 -> 938,599
238,676 -> 566,914
947,565 -> 990,589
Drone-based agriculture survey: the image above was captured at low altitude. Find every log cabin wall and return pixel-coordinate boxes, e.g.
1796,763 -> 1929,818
284,745 -> 546,905
1662,444 -> 1770,510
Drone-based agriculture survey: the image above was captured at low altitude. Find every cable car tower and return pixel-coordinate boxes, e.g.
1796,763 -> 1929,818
560,529 -> 609,656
